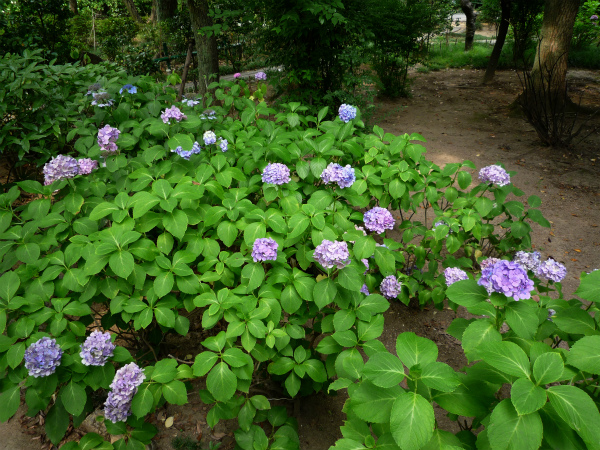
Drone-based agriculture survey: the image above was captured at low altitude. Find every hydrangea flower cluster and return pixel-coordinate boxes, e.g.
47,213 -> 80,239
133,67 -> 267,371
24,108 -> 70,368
432,219 -> 452,237
513,250 -> 541,272
104,363 -> 145,423
78,158 -> 98,175
360,284 -> 370,296
363,207 -> 395,234
182,97 -> 201,107
203,130 -> 217,145
119,84 -> 137,94
444,267 -> 468,286
161,106 -> 187,124
80,331 -> 115,366
255,71 -> 267,81
313,240 -> 350,269
218,138 -> 228,152
171,141 -> 201,160
252,238 -> 279,262
321,163 -> 356,189
380,276 -> 402,300
536,258 -> 567,283
24,337 -> 62,377
97,124 -> 120,153
477,257 -> 501,293
233,73 -> 241,79
361,259 -> 369,272
338,104 -> 357,123
591,14 -> 598,21
262,163 -> 290,185
479,165 -> 510,187
479,260 -> 534,300
43,155 -> 79,185
91,90 -> 114,107
200,109 -> 217,120
86,83 -> 102,95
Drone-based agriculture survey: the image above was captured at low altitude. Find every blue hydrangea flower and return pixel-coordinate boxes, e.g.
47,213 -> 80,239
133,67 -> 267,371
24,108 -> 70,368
255,71 -> 267,81
321,163 -> 356,189
218,138 -> 228,152
338,104 -> 357,123
24,337 -> 62,377
444,267 -> 468,286
80,331 -> 116,366
203,130 -> 217,145
479,165 -> 510,187
200,109 -> 217,120
363,207 -> 395,234
252,238 -> 278,262
119,84 -> 137,94
513,251 -> 541,272
262,163 -> 290,185
536,258 -> 567,283
171,141 -> 201,160
313,240 -> 350,270
91,90 -> 114,107
104,363 -> 145,423
43,155 -> 79,185
477,257 -> 501,293
480,260 -> 534,300
360,284 -> 370,295
380,275 -> 402,300
97,124 -> 120,153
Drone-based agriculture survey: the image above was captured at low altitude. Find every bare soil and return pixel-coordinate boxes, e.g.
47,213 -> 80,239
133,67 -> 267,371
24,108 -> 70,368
2,67 -> 600,450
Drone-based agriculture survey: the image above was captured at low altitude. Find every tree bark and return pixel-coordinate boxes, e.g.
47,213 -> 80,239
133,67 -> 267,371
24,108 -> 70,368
69,0 -> 78,15
123,0 -> 143,23
187,0 -> 219,98
157,0 -> 178,22
483,0 -> 510,83
460,0 -> 478,51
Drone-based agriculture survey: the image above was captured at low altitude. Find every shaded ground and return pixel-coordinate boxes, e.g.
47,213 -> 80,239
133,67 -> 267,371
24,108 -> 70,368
2,67 -> 600,450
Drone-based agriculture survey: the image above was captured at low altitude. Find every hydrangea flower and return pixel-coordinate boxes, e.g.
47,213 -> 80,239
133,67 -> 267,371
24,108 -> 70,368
547,309 -> 556,321
24,337 -> 62,377
182,97 -> 201,107
338,104 -> 357,123
161,106 -> 187,124
320,163 -> 356,189
218,138 -> 228,152
536,258 -> 567,283
444,267 -> 468,286
380,275 -> 402,300
233,73 -> 241,79
591,14 -> 598,20
479,165 -> 510,187
97,124 -> 120,153
200,109 -> 217,120
363,207 -> 395,234
361,259 -> 369,272
255,71 -> 267,81
432,219 -> 452,237
262,163 -> 290,185
91,90 -> 114,107
80,331 -> 115,366
252,238 -> 278,262
313,240 -> 351,269
86,83 -> 102,95
119,84 -> 137,94
43,155 -> 79,185
203,130 -> 217,145
513,251 -> 541,272
171,141 -> 201,160
104,363 -> 145,423
78,158 -> 98,175
480,260 -> 534,300
477,257 -> 501,293
360,284 -> 370,296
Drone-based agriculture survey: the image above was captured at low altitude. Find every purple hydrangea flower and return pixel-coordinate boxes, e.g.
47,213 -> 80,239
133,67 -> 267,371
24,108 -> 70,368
591,14 -> 598,20
513,251 -> 541,272
200,109 -> 217,120
478,257 -> 501,293
171,141 -> 201,160
97,125 -> 120,153
479,165 -> 510,187
233,73 -> 241,79
361,259 -> 370,272
104,363 -> 145,423
380,275 -> 402,300
119,84 -> 137,94
43,155 -> 79,185
255,71 -> 267,81
91,90 -> 114,107
444,267 -> 469,286
338,104 -> 357,123
218,138 -> 228,152
86,83 -> 102,95
360,284 -> 370,295
80,331 -> 115,366
24,337 -> 62,378
203,130 -> 217,145
78,158 -> 98,175
363,207 -> 395,234
547,309 -> 556,321
182,97 -> 201,107
252,238 -> 278,262
313,240 -> 351,270
262,163 -> 290,185
161,106 -> 187,124
482,260 -> 534,300
321,163 -> 356,189
536,258 -> 567,283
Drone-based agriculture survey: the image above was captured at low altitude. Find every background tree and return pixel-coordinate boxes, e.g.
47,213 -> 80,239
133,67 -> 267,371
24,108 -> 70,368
123,0 -> 143,22
483,0 -> 510,83
460,0 -> 478,50
69,0 -> 78,14
187,0 -> 219,97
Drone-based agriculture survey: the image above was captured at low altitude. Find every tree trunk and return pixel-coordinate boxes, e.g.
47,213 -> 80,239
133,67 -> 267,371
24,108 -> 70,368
178,42 -> 195,101
69,0 -> 78,15
150,0 -> 157,23
157,0 -> 178,22
483,0 -> 510,83
187,0 -> 219,98
123,0 -> 143,23
461,0 -> 477,51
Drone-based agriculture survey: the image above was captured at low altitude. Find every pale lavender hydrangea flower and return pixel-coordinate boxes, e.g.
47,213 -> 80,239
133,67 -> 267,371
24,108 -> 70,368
536,258 -> 567,283
486,260 -> 534,300
252,238 -> 278,262
91,90 -> 114,107
255,71 -> 267,81
80,331 -> 115,366
321,163 -> 356,189
104,363 -> 145,423
119,84 -> 137,94
363,207 -> 395,234
591,14 -> 598,21
477,257 -> 501,293
360,284 -> 370,295
43,155 -> 79,185
513,251 -> 541,272
444,267 -> 468,286
218,138 -> 228,152
203,130 -> 217,145
171,142 -> 201,160
313,240 -> 351,270
262,163 -> 290,185
361,259 -> 369,272
97,125 -> 120,153
380,276 -> 402,300
182,97 -> 201,107
161,106 -> 187,124
479,165 -> 510,187
78,158 -> 98,175
200,109 -> 217,120
338,104 -> 357,123
24,337 -> 62,378
547,309 -> 556,321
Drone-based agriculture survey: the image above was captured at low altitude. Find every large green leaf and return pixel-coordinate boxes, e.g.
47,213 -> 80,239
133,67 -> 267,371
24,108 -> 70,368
479,341 -> 531,378
241,263 -> 265,292
207,362 -> 237,402
390,392 -> 435,450
362,352 -> 405,388
45,402 -> 70,445
0,271 -> 19,302
60,381 -> 86,416
163,210 -> 188,241
353,237 -> 376,260
547,385 -> 600,447
109,250 -> 134,278
167,133 -> 194,151
313,277 -> 337,309
0,385 -> 21,422
162,380 -> 187,405
488,400 -> 542,450
505,301 -> 538,340
338,266 -> 363,292
510,378 -> 546,415
567,335 -> 600,374
217,221 -> 238,247
533,352 -> 564,385
575,270 -> 600,303
396,332 -> 438,369
419,362 -> 460,393
348,381 -> 402,423
131,384 -> 155,417
192,351 -> 218,376
461,319 -> 502,361
552,307 -> 596,335
445,279 -> 488,308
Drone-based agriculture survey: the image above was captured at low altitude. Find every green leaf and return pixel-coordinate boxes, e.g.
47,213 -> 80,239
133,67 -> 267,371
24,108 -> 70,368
162,380 -> 187,405
510,378 -> 546,415
89,202 -> 120,220
505,301 -> 538,340
285,372 -> 301,397
167,133 -> 194,151
45,402 -> 70,445
396,332 -> 438,369
155,306 -> 176,328
163,210 -> 188,241
241,263 -> 264,292
353,237 -> 376,260
287,214 -> 309,239
373,246 -> 395,276
362,352 -> 405,388
152,359 -> 178,383
567,336 -> 600,374
389,179 -> 406,199
349,381 -> 402,423
16,243 -> 40,264
207,362 -> 237,402
244,222 -> 266,246
420,362 -> 460,393
488,400 -> 542,450
313,278 -> 337,309
0,271 -> 19,302
281,286 -> 302,314
533,352 -> 564,385
445,279 -> 488,308
480,341 -> 531,378
65,192 -> 84,214
217,221 -> 238,247
131,384 -> 154,417
576,270 -> 600,303
60,381 -> 86,416
461,319 -> 502,361
109,250 -> 134,278
154,271 -> 174,297
553,307 -> 596,335
547,385 -> 600,447
302,359 -> 327,382
192,351 -> 218,377
334,309 -> 357,332
338,266 -> 363,292
390,392 -> 435,450
457,171 -> 472,189
0,385 -> 21,422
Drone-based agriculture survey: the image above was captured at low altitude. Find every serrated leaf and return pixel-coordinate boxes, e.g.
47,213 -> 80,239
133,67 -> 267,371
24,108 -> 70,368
362,352 -> 405,388
60,381 -> 86,416
390,392 -> 435,450
533,352 -> 564,385
419,362 -> 460,393
207,362 -> 237,402
162,380 -> 187,405
488,400 -> 542,450
567,336 -> 600,374
349,381 -> 402,423
480,341 -> 531,378
510,378 -> 546,415
547,385 -> 600,447
396,332 -> 438,369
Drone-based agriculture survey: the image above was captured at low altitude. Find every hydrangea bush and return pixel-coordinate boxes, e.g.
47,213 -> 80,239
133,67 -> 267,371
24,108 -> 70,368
1,72 -> 594,450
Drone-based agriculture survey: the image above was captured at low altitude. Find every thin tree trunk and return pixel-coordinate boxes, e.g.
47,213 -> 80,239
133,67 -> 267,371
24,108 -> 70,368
187,0 -> 219,98
157,0 -> 178,22
69,0 -> 78,15
178,42 -> 195,101
483,0 -> 510,83
150,0 -> 157,23
461,0 -> 477,51
123,0 -> 143,23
